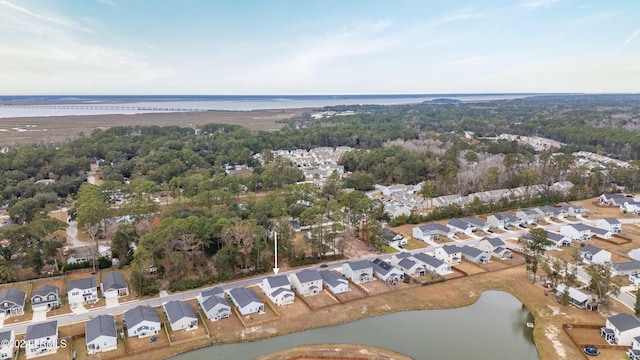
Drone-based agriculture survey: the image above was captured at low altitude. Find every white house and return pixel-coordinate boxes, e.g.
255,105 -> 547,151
613,261 -> 640,277
0,330 -> 15,359
371,258 -> 403,282
600,193 -> 630,206
589,225 -> 613,239
555,284 -> 592,309
25,320 -> 58,358
486,213 -> 520,229
380,228 -> 408,246
447,218 -> 476,235
319,270 -> 349,294
434,245 -> 462,265
546,232 -> 571,251
516,209 -> 542,225
412,253 -> 452,275
124,305 -> 161,338
535,205 -> 566,220
228,287 -> 264,315
477,237 -> 513,259
396,257 -> 427,277
342,260 -> 373,283
30,285 -> 60,312
289,269 -> 323,297
0,288 -> 25,317
412,223 -> 450,242
67,277 -> 98,305
602,313 -> 640,345
621,201 -> 640,215
460,245 -> 490,264
86,314 -> 117,354
560,223 -> 592,241
163,300 -> 198,332
462,217 -> 490,232
597,218 -> 622,234
581,244 -> 611,265
197,287 -> 231,321
261,275 -> 294,306
628,336 -> 640,360
101,271 -> 128,298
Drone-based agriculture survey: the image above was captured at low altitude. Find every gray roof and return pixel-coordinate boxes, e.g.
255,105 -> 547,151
202,294 -> 230,313
0,330 -> 12,343
603,218 -> 621,225
612,261 -> 640,272
448,218 -> 473,229
200,287 -> 224,301
319,270 -> 347,288
124,305 -> 160,328
417,223 -> 449,233
345,260 -> 372,271
460,245 -> 485,258
397,258 -> 417,270
371,258 -> 400,275
266,275 -> 290,289
570,223 -> 592,231
31,284 -> 59,299
493,213 -> 518,222
538,205 -> 562,215
25,320 -> 57,341
413,253 -> 446,268
0,288 -> 26,306
555,284 -> 589,303
229,287 -> 263,308
102,272 -> 127,291
590,227 -> 609,236
608,313 -> 640,332
394,252 -> 412,260
463,217 -> 486,227
441,244 -> 461,255
86,314 -> 116,343
271,287 -> 294,298
481,237 -> 505,247
294,269 -> 322,284
547,232 -> 567,242
67,277 -> 96,292
163,300 -> 196,324
582,244 -> 605,256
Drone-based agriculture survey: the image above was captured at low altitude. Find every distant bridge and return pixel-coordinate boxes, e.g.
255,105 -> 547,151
0,104 -> 209,112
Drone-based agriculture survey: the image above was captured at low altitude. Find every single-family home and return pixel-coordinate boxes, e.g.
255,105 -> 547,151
30,284 -> 60,312
597,218 -> 622,234
434,245 -> 462,265
560,223 -> 592,241
535,205 -> 564,220
555,284 -> 592,309
396,257 -> 427,277
447,218 -> 476,235
546,232 -> 572,250
197,287 -> 231,321
101,271 -> 128,298
460,245 -> 490,264
412,223 -> 450,242
621,201 -> 640,215
228,287 -> 264,315
477,237 -> 512,259
163,300 -> 198,332
581,244 -> 612,265
86,314 -> 117,354
261,275 -> 294,306
67,277 -> 98,305
628,337 -> 640,360
0,288 -> 25,317
599,193 -> 629,206
289,269 -> 323,297
25,320 -> 58,358
390,251 -> 412,264
462,217 -> 490,232
613,261 -> 640,277
0,330 -> 14,359
412,253 -> 452,275
371,258 -> 403,282
124,305 -> 161,338
602,313 -> 640,345
516,209 -> 542,225
486,213 -> 520,230
567,205 -> 587,217
380,228 -> 408,246
342,260 -> 373,283
589,225 -> 613,239
319,270 -> 349,294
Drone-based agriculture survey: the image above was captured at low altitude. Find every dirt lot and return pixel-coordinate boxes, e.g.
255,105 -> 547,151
333,284 -> 367,303
358,279 -> 393,296
300,290 -> 340,310
453,261 -> 487,276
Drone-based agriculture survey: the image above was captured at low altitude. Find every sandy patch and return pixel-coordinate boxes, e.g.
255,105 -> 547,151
545,325 -> 566,359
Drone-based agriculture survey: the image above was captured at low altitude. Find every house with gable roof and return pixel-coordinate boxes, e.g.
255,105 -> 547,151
261,275 -> 294,306
0,288 -> 25,317
612,261 -> 640,277
412,223 -> 450,242
25,320 -> 58,358
628,337 -> 640,360
412,253 -> 452,275
597,218 -> 622,233
447,218 -> 476,235
101,271 -> 128,298
546,232 -> 571,251
86,314 -> 117,354
371,258 -> 403,282
197,287 -> 231,321
486,213 -> 520,230
516,209 -> 542,225
602,313 -> 640,345
319,270 -> 348,294
555,284 -> 593,309
434,245 -> 462,265
289,269 -> 323,297
228,287 -> 264,315
462,217 -> 490,232
124,305 -> 161,338
396,257 -> 427,277
0,330 -> 14,359
581,244 -> 611,265
599,193 -> 629,206
621,201 -> 640,215
342,260 -> 373,283
477,237 -> 513,259
460,245 -> 490,264
67,277 -> 98,305
30,284 -> 60,312
560,223 -> 592,241
163,300 -> 198,331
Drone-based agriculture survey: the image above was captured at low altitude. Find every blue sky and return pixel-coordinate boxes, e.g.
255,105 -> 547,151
0,0 -> 638,95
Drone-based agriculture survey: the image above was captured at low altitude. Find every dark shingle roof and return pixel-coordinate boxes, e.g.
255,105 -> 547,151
413,253 -> 446,268
31,284 -> 59,299
294,269 -> 322,284
25,320 -> 57,340
582,244 -> 604,255
481,237 -> 505,247
200,287 -> 224,301
202,295 -> 230,312
266,275 -> 290,289
86,314 -> 116,343
460,245 -> 484,258
124,305 -> 160,328
67,277 -> 96,292
345,260 -> 372,271
163,300 -> 196,324
612,261 -> 640,272
417,223 -> 449,233
0,288 -> 25,306
608,313 -> 640,332
229,287 -> 262,308
102,272 -> 127,291
0,330 -> 11,343
319,270 -> 347,288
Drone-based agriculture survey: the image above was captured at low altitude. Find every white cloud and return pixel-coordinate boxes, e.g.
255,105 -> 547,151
519,0 -> 561,9
452,56 -> 489,66
612,28 -> 640,54
0,0 -> 92,33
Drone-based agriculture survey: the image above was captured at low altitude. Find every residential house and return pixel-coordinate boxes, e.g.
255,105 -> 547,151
599,193 -> 629,206
462,217 -> 490,232
289,269 -> 323,297
621,201 -> 640,215
460,245 -> 490,264
477,237 -> 513,259
567,205 -> 587,217
560,224 -> 592,241
0,288 -> 25,317
342,260 -> 373,283
101,271 -> 128,298
261,275 -> 294,306
197,287 -> 231,321
319,270 -> 349,294
447,218 -> 476,235
516,209 -> 542,225
535,205 -> 565,220
86,314 -> 117,354
589,225 -> 613,239
396,257 -> 427,277
25,320 -> 58,358
486,213 -> 520,229
67,277 -> 98,305
30,284 -> 60,312
612,261 -> 640,277
228,287 -> 264,315
434,245 -> 462,265
546,232 -> 572,251
581,244 -> 612,265
597,218 -> 622,234
163,300 -> 198,332
628,337 -> 640,360
371,258 -> 403,282
124,305 -> 161,338
412,253 -> 452,275
380,228 -> 407,246
412,223 -> 449,242
602,313 -> 640,345
555,284 -> 592,309
0,330 -> 14,359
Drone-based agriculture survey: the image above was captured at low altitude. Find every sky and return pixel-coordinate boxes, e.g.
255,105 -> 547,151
0,0 -> 639,95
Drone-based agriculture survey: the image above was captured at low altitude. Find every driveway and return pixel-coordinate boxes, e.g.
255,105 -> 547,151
106,297 -> 119,308
71,303 -> 88,315
31,310 -> 47,323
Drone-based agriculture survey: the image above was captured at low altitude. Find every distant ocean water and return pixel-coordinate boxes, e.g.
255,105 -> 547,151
0,94 -> 535,118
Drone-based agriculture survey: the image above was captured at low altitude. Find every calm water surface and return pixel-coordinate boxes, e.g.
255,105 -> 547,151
171,291 -> 539,360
